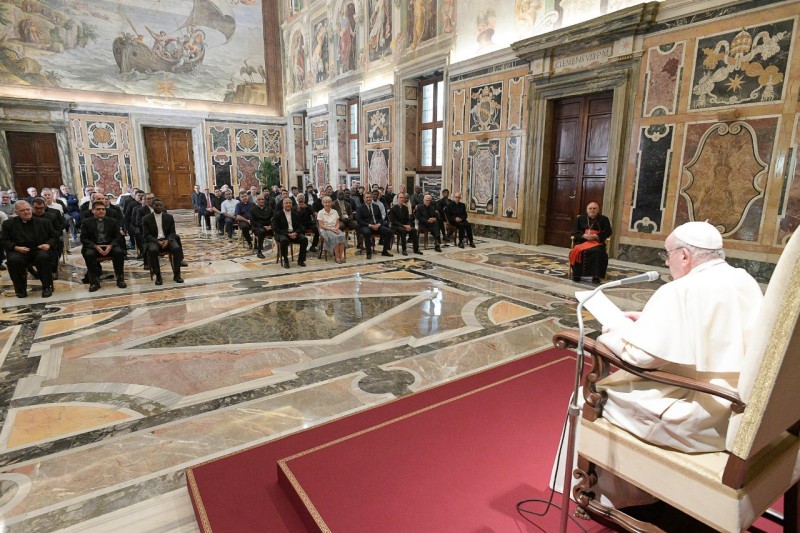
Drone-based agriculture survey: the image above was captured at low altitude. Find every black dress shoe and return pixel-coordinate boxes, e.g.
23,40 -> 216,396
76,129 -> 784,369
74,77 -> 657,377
592,277 -> 601,284
381,250 -> 393,257
180,260 -> 188,267
89,282 -> 101,292
308,246 -> 317,253
155,276 -> 163,286
173,275 -> 184,283
469,243 -> 476,248
434,245 -> 442,252
0,264 -> 6,271
414,250 -> 423,255
282,259 -> 290,269
81,275 -> 90,284
297,261 -> 306,267
42,286 -> 53,298
572,276 -> 581,282
366,252 -> 372,259
402,249 -> 408,256
15,290 -> 27,298
256,251 -> 265,259
116,279 -> 127,289
458,243 -> 465,248
53,271 -> 59,280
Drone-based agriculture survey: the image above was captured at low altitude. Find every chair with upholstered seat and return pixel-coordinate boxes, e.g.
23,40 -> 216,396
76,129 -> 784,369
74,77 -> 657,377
553,227 -> 800,532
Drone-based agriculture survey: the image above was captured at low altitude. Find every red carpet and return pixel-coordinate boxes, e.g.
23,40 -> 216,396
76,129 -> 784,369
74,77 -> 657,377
187,348 -> 585,532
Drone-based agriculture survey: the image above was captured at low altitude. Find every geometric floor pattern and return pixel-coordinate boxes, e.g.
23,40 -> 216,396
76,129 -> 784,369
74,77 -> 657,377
0,211 -> 669,532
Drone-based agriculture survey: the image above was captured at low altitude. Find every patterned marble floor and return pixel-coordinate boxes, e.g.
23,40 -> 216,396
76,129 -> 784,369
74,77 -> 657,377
0,211 -> 671,533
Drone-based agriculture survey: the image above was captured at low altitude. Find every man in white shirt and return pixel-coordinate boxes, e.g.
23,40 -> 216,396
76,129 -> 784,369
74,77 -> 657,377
218,190 -> 239,238
141,199 -> 184,285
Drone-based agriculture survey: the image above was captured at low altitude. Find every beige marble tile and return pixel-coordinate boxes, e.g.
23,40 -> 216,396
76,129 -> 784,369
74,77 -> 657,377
5,405 -> 135,450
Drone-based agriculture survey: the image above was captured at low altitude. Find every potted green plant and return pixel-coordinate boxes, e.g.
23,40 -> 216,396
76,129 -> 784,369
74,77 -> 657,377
257,158 -> 281,190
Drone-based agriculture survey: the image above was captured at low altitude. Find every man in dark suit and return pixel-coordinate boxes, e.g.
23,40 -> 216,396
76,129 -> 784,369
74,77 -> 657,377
123,190 -> 144,250
388,192 -> 421,256
295,196 -> 319,254
272,197 -> 307,268
356,193 -> 393,259
142,199 -> 184,285
249,194 -> 274,259
333,190 -> 361,250
444,192 -> 475,248
414,194 -> 443,252
1,200 -> 58,297
191,185 -> 204,226
81,200 -> 127,292
32,197 -> 65,279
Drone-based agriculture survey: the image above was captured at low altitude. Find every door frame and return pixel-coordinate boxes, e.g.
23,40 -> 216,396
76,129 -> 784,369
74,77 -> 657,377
520,62 -> 636,254
0,101 -> 74,193
130,113 -> 207,193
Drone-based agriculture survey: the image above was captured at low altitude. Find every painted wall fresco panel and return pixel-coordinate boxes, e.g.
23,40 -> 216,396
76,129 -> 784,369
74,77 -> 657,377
368,0 -> 392,61
1,0 -> 270,105
643,42 -> 685,117
630,124 -> 674,233
335,1 -> 358,75
689,20 -> 794,110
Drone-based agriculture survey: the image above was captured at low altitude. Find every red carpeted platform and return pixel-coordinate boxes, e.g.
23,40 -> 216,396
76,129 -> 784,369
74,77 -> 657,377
187,348 -> 583,532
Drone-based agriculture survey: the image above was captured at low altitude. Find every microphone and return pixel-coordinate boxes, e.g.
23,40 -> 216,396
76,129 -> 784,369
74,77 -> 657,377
596,270 -> 659,289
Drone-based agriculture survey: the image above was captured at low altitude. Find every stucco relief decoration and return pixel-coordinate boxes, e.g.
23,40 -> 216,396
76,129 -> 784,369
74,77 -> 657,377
0,0 -> 269,105
336,1 -> 357,74
366,107 -> 391,144
681,122 -> 767,235
312,19 -> 331,82
90,153 -> 123,195
368,0 -> 392,61
235,129 -> 258,152
467,139 -> 499,215
690,20 -> 793,109
644,42 -> 685,117
503,136 -> 521,218
367,148 -> 390,188
469,82 -> 503,133
87,122 -> 117,150
211,127 -> 231,152
451,140 -> 463,193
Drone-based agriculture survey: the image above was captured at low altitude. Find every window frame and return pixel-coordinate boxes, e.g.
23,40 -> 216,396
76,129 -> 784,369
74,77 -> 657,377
346,97 -> 360,174
417,75 -> 444,172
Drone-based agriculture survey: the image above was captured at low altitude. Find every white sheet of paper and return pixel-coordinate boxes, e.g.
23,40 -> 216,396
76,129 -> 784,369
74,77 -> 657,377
575,290 -> 634,331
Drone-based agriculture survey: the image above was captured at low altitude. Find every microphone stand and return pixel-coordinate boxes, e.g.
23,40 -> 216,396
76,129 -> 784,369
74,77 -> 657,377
559,281 -> 606,533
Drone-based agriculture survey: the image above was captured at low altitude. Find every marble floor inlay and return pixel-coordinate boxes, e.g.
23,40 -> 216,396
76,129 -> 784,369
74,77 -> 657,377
0,211 -> 676,532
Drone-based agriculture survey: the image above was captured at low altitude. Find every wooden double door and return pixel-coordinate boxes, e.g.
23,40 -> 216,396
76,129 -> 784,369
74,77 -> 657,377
7,132 -> 63,197
544,92 -> 612,247
143,127 -> 194,209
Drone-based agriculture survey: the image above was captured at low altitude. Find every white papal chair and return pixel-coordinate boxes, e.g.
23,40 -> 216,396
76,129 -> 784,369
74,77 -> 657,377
553,227 -> 800,532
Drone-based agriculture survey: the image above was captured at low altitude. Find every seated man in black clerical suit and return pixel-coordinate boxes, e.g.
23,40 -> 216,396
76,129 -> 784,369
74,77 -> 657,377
81,200 -> 127,292
443,192 -> 475,248
332,190 -> 362,250
31,197 -> 65,279
295,196 -> 319,254
570,201 -> 612,283
272,197 -> 307,268
414,194 -> 443,252
356,192 -> 393,259
388,193 -> 421,256
1,201 -> 58,298
249,194 -> 274,259
142,199 -> 185,286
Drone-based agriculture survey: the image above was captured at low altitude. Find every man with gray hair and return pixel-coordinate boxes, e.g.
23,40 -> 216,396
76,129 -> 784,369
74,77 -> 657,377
552,221 -> 764,508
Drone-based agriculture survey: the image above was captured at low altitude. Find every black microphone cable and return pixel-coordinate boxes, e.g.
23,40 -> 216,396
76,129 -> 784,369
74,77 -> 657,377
515,395 -> 591,533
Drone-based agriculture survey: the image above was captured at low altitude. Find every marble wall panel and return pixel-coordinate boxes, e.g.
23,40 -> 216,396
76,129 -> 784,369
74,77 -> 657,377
294,126 -> 306,170
69,113 -> 137,194
643,42 -> 685,117
367,148 -> 390,188
467,139 -> 500,215
451,140 -> 464,193
419,174 -> 442,200
630,124 -> 674,233
777,114 -> 800,244
404,104 -> 418,172
206,122 -> 287,190
452,89 -> 466,135
506,77 -> 525,130
502,136 -> 522,218
313,154 -> 329,190
337,119 -> 348,171
689,19 -> 794,110
679,118 -> 778,240
311,120 -> 329,150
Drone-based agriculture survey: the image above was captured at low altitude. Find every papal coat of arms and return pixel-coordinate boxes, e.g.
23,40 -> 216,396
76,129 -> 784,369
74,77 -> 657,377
469,83 -> 503,132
